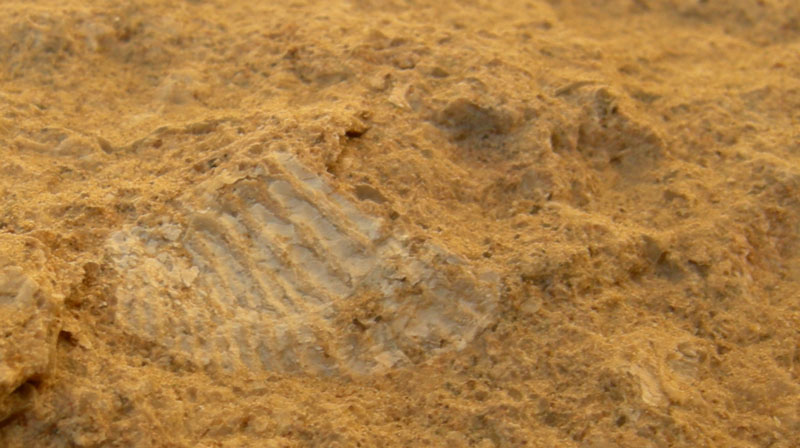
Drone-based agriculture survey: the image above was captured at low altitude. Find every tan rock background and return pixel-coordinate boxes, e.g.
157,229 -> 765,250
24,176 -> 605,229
0,0 -> 798,446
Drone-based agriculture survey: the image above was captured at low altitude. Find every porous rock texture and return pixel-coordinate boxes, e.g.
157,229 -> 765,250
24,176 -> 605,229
1,0 -> 799,446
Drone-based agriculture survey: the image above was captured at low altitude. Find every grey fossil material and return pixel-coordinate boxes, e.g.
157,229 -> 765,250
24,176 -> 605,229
108,152 -> 498,375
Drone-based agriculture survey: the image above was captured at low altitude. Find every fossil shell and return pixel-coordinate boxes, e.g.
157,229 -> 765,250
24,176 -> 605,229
108,152 -> 498,375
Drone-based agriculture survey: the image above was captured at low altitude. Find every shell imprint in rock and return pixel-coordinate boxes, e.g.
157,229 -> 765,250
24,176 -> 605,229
107,152 -> 498,376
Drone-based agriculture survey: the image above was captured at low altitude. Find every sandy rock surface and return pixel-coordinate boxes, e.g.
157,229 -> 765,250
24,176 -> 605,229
1,0 -> 799,446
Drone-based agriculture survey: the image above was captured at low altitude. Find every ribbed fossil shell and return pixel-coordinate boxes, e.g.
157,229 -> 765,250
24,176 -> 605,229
107,152 -> 498,376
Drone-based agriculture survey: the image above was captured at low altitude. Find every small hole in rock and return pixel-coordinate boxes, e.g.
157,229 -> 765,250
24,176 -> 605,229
352,318 -> 367,331
58,330 -> 77,346
11,377 -> 41,398
353,184 -> 387,203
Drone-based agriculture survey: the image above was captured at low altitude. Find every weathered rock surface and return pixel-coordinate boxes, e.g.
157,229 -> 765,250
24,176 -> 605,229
1,0 -> 799,446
